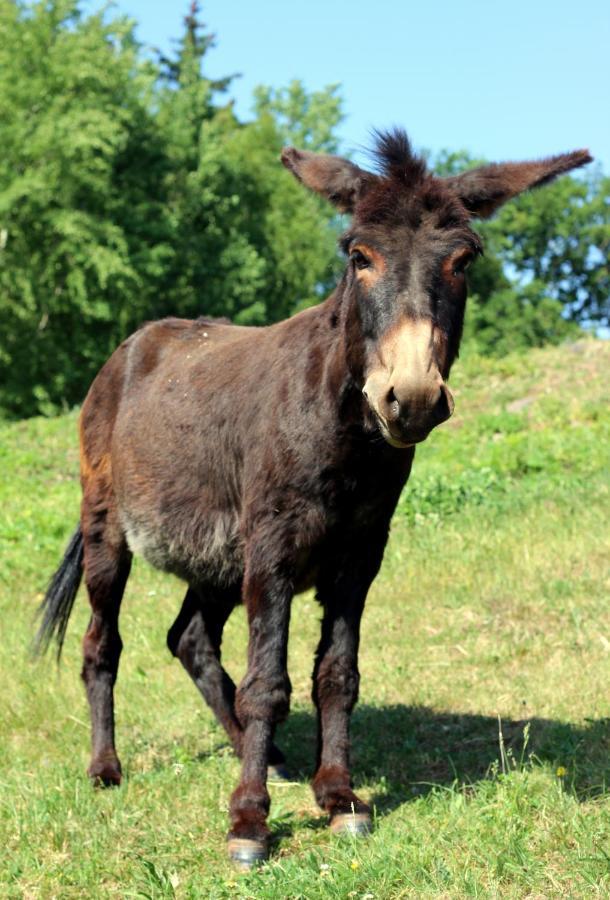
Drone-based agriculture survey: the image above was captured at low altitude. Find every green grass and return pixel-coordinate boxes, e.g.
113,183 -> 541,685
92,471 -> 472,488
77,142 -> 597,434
1,339 -> 609,898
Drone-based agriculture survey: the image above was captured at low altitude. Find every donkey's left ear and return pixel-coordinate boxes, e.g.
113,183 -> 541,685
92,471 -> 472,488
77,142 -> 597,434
281,147 -> 374,213
445,149 -> 593,219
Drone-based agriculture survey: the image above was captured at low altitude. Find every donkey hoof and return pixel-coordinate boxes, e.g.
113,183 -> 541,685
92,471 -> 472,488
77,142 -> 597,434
330,811 -> 372,837
227,837 -> 268,870
267,762 -> 291,782
87,762 -> 122,788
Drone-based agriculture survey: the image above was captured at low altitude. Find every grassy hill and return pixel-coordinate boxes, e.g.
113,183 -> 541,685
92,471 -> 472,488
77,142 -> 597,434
1,340 -> 608,897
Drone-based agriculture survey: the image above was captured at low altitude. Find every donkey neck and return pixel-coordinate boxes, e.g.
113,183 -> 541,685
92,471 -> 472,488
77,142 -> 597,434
309,277 -> 371,431
270,278 -> 372,438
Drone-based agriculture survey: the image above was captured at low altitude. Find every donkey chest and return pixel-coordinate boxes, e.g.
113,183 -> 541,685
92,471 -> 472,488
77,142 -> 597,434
290,476 -> 401,582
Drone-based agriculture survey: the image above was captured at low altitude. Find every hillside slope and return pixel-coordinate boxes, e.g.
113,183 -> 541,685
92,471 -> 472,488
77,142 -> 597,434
0,340 -> 608,898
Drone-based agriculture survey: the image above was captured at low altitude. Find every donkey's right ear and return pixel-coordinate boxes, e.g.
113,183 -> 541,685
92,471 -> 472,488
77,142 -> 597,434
281,148 -> 373,213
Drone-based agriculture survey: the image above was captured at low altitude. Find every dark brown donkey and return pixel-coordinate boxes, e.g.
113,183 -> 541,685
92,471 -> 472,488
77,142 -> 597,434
36,130 -> 591,867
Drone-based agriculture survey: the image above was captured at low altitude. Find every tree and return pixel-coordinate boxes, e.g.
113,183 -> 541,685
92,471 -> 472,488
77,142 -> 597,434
0,2 -> 345,415
252,80 -> 343,154
153,12 -> 344,326
487,166 -> 610,328
0,0 -> 168,416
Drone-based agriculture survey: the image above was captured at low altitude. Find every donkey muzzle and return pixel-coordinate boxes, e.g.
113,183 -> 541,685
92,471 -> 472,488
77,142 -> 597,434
363,375 -> 454,448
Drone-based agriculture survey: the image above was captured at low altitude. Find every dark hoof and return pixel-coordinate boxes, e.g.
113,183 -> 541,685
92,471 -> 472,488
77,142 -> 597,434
267,762 -> 291,782
330,811 -> 372,837
227,837 -> 268,870
87,761 -> 122,788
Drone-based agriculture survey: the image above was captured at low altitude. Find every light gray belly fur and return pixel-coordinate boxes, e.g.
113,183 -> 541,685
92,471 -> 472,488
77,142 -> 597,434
122,509 -> 244,587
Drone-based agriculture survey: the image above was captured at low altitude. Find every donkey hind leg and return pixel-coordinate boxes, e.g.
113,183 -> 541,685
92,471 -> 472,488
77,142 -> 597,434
168,585 -> 289,774
168,585 -> 240,751
81,527 -> 132,787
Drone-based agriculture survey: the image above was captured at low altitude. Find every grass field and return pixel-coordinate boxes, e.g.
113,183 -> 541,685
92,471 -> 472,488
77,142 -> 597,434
1,339 -> 609,898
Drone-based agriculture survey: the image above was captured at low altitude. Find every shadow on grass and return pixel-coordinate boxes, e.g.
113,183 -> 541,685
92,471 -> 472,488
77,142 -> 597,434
274,704 -> 610,814
141,704 -> 608,845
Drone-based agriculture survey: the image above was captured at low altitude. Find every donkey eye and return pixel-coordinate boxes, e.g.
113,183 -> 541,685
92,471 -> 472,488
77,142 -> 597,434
452,251 -> 474,277
351,249 -> 371,270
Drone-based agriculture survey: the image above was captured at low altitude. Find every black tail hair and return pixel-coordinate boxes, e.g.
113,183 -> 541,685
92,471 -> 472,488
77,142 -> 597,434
34,524 -> 84,661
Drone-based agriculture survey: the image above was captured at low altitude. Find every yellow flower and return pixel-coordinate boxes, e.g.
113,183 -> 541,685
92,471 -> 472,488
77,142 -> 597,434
556,766 -> 567,777
351,859 -> 360,870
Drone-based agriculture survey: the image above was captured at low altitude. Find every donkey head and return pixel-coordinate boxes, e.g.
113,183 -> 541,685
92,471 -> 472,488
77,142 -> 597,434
282,131 -> 591,448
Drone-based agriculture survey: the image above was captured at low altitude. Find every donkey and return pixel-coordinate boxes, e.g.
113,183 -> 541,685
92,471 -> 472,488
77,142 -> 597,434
36,130 -> 591,867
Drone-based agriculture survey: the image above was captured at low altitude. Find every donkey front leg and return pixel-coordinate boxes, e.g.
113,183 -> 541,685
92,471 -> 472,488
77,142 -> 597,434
227,565 -> 292,868
312,544 -> 385,836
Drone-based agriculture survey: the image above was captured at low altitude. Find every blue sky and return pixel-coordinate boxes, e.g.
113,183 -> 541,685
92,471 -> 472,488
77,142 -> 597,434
105,0 -> 609,171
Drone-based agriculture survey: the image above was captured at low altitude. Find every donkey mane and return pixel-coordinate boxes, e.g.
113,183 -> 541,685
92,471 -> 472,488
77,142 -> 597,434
371,128 -> 428,186
357,128 -> 473,233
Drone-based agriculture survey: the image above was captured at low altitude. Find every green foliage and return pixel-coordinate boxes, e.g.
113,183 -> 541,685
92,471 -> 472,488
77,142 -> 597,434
0,0 -> 170,416
154,110 -> 342,326
0,1 -> 344,415
463,285 -> 581,357
253,79 -> 343,153
488,166 -> 610,326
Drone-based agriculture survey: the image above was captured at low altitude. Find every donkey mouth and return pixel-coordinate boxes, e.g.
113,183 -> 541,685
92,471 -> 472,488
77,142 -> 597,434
374,416 -> 424,449
366,404 -> 432,449
385,433 -> 414,449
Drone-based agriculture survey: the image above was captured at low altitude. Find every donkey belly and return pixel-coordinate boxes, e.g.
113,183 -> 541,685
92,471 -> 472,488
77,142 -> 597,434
121,504 -> 244,587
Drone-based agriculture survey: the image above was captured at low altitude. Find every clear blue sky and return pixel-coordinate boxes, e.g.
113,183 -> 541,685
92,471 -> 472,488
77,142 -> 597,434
102,0 -> 609,171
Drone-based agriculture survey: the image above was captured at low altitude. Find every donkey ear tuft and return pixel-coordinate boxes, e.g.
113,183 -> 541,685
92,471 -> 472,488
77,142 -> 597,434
281,147 -> 373,213
280,147 -> 303,173
445,149 -> 593,219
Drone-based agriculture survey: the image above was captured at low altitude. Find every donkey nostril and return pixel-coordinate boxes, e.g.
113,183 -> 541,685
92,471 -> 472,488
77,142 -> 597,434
385,387 -> 400,421
433,386 -> 453,424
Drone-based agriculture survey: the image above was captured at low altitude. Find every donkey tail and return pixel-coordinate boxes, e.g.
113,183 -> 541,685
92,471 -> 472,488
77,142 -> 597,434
34,524 -> 84,661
